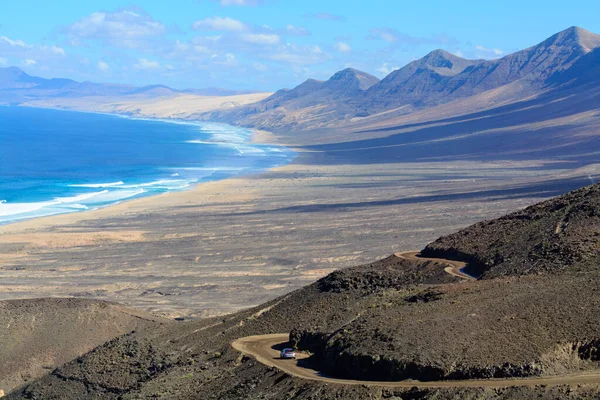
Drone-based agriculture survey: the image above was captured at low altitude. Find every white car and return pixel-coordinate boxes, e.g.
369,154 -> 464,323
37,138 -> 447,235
280,348 -> 296,359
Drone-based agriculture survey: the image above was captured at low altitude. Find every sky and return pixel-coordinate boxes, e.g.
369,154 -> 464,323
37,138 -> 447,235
1,0 -> 599,91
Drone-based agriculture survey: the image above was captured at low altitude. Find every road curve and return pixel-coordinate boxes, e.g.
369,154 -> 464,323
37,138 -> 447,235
231,253 -> 600,388
394,251 -> 476,281
232,334 -> 600,388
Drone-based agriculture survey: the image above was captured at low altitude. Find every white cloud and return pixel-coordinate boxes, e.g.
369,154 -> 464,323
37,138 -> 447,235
0,36 -> 28,47
210,52 -> 238,67
23,59 -> 37,66
285,25 -> 310,36
134,58 -> 160,70
0,57 -> 7,66
475,45 -> 505,58
368,28 -> 398,43
122,10 -> 140,17
334,42 -> 351,53
66,8 -> 167,48
0,36 -> 66,58
376,63 -> 399,75
192,17 -> 246,32
97,61 -> 109,71
270,44 -> 329,65
217,0 -> 264,5
253,62 -> 267,71
49,45 -> 66,56
241,33 -> 280,45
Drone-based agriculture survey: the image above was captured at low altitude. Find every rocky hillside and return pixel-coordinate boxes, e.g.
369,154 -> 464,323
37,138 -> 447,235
0,298 -> 166,394
422,182 -> 600,278
205,68 -> 379,130
6,183 -> 600,399
204,26 -> 600,133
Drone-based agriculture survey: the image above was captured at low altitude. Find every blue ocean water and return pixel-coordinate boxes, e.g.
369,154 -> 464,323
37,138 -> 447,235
0,106 -> 294,224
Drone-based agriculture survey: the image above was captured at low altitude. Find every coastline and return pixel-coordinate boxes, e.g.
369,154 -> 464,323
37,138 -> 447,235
0,105 -> 295,228
2,109 -> 596,318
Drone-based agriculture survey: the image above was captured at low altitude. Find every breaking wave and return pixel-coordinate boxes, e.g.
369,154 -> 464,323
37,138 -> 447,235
0,114 -> 294,225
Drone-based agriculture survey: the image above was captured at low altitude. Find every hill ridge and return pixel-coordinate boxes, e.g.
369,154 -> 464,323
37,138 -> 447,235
203,26 -> 600,133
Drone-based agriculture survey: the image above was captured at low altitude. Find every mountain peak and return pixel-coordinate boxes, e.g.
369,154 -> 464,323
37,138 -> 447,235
301,78 -> 324,85
545,26 -> 600,52
424,49 -> 461,60
0,66 -> 28,78
411,49 -> 482,77
327,68 -> 380,90
2,66 -> 25,73
0,66 -> 37,90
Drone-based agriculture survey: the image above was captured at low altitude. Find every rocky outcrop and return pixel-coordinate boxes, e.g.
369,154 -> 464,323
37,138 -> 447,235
289,328 -> 330,353
422,183 -> 600,278
317,256 -> 458,294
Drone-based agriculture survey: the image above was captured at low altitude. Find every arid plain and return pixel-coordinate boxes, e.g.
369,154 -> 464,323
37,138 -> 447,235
1,146 -> 596,317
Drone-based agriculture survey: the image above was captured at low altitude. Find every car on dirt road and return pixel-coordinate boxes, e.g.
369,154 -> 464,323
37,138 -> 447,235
280,348 -> 296,359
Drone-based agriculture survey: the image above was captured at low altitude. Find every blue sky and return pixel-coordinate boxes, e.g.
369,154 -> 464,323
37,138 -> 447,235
1,0 -> 599,90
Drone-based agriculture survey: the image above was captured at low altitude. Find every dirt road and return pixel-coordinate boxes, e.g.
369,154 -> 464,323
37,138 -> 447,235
231,254 -> 600,388
394,251 -> 476,281
232,334 -> 600,388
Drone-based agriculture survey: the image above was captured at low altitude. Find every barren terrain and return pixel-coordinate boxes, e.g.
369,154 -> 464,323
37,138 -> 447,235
7,216 -> 600,398
1,155 -> 594,318
0,298 -> 167,394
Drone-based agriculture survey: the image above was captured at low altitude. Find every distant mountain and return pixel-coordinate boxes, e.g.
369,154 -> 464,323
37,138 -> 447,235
0,68 -> 258,104
0,66 -> 47,90
259,69 -> 378,111
322,68 -> 380,94
364,50 -> 485,109
205,68 -> 380,129
362,27 -> 600,112
204,26 -> 600,133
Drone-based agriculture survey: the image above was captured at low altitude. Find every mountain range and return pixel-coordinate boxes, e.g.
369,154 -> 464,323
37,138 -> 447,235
203,26 -> 600,134
0,67 -> 257,104
2,26 -> 599,142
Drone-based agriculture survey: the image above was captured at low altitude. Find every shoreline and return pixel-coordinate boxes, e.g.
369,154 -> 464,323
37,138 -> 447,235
0,105 -> 296,229
1,106 -> 596,318
0,165 -> 286,235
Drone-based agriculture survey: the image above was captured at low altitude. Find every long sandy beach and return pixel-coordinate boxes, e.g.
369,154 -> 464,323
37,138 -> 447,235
1,129 -> 597,318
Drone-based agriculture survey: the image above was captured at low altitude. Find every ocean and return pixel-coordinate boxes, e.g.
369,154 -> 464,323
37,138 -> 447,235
0,106 -> 294,224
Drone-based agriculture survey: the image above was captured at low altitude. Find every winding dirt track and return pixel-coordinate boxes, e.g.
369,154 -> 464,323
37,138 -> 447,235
394,251 -> 476,281
232,253 -> 600,388
232,334 -> 600,388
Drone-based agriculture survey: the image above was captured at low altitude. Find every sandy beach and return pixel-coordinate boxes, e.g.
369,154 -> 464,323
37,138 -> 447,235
1,124 -> 596,319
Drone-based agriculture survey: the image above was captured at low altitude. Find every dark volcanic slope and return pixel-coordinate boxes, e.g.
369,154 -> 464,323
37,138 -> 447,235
7,185 -> 600,399
422,182 -> 600,278
8,201 -> 600,400
299,274 -> 600,382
